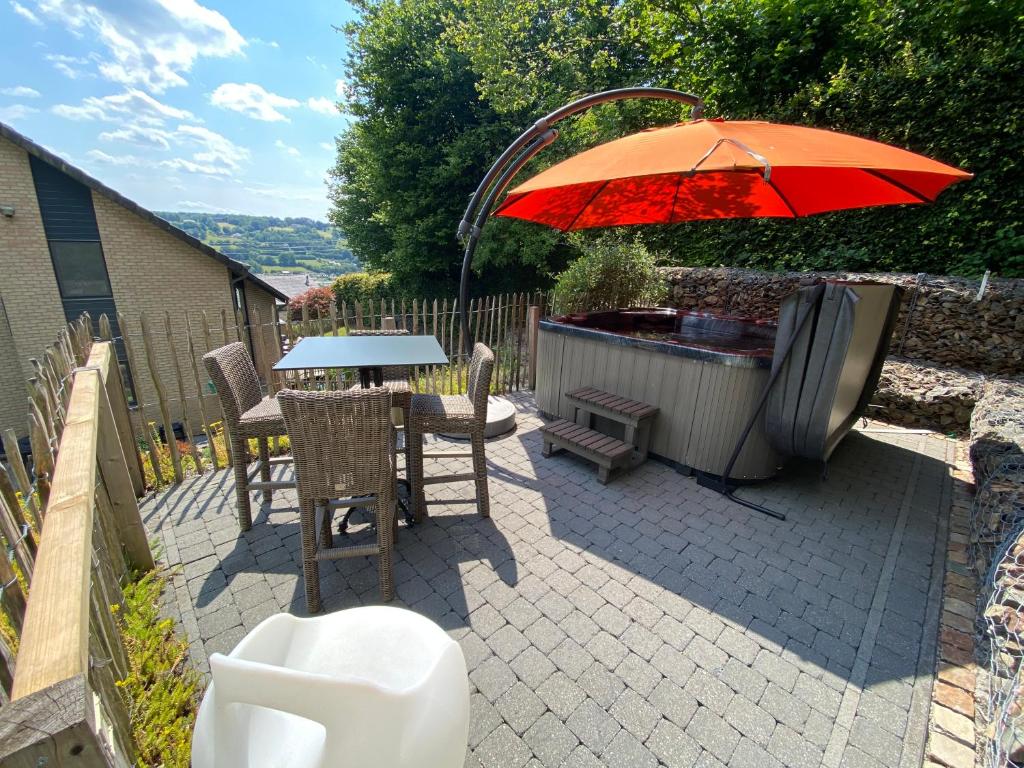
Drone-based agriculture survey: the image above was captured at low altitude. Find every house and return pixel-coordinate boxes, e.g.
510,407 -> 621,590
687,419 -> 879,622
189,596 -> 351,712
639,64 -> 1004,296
0,121 -> 288,442
261,273 -> 333,300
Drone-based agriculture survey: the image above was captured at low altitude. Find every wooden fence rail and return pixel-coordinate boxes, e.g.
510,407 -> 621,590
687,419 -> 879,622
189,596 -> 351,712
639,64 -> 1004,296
0,337 -> 153,767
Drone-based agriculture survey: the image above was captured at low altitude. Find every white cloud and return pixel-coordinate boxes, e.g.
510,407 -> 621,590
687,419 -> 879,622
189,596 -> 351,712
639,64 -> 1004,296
175,200 -> 239,213
319,141 -> 334,152
0,86 -> 41,98
210,82 -> 299,122
85,122 -> 249,179
46,53 -> 90,80
0,104 -> 38,123
10,1 -> 42,25
306,96 -> 338,117
159,158 -> 232,176
86,148 -> 141,165
52,89 -> 194,124
27,0 -> 246,92
334,78 -> 347,98
244,182 -> 323,204
174,124 -> 249,171
274,139 -> 300,157
99,124 -> 172,150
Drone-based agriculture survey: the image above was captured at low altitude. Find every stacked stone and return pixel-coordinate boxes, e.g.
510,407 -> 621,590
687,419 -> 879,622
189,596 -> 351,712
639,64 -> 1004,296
660,267 -> 1024,375
959,376 -> 1024,767
970,377 -> 1024,483
871,358 -> 983,434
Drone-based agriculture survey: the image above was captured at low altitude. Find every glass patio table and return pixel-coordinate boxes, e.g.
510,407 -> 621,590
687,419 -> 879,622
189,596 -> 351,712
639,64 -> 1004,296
273,334 -> 448,531
273,335 -> 448,387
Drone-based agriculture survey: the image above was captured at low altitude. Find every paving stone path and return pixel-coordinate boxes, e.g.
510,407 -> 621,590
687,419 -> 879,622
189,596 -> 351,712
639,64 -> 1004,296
142,392 -> 953,768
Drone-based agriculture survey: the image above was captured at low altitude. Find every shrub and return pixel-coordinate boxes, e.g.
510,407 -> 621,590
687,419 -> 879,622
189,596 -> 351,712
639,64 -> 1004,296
331,271 -> 396,308
287,286 -> 335,321
552,232 -> 667,314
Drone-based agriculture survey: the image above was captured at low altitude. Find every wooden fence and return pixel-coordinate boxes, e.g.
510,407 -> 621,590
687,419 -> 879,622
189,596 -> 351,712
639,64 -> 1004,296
99,291 -> 548,487
0,320 -> 154,766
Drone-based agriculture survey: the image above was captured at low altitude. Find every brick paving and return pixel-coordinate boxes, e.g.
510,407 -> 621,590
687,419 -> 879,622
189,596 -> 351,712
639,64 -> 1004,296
142,392 -> 954,768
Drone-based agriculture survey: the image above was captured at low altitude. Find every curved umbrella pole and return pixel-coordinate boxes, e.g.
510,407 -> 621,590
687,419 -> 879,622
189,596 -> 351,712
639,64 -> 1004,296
456,87 -> 704,353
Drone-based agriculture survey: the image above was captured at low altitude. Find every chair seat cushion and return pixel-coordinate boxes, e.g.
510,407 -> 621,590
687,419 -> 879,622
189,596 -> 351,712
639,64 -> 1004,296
410,394 -> 475,421
238,396 -> 286,437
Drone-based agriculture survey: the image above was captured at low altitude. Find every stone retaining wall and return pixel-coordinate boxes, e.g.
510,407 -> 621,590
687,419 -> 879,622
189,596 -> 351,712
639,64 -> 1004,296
660,267 -> 1024,376
956,378 -> 1024,768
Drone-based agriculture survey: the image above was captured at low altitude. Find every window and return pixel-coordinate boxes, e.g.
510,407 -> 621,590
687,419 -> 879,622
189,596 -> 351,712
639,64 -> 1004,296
50,241 -> 113,298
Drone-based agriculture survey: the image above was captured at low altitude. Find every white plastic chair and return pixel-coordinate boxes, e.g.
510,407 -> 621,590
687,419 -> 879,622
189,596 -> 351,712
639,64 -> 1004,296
191,607 -> 470,768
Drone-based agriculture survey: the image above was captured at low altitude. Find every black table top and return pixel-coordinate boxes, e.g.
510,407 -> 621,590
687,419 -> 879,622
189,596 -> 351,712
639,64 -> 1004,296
273,335 -> 449,371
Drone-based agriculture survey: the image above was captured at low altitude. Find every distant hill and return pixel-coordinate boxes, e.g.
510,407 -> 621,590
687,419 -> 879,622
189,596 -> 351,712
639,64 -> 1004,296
157,212 -> 360,277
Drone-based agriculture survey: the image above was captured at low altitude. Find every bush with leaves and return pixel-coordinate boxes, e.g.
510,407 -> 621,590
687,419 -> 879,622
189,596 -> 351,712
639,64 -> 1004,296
331,271 -> 398,308
287,286 -> 335,321
552,232 -> 667,313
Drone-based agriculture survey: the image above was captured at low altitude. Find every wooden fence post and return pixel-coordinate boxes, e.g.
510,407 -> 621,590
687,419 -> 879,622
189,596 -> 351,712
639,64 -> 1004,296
87,345 -> 155,572
138,313 -> 183,483
527,305 -> 541,390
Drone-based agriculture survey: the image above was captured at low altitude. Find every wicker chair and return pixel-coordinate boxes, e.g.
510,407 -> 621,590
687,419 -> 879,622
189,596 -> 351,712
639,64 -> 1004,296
203,342 -> 293,531
278,388 -> 397,612
407,343 -> 494,522
346,328 -> 412,427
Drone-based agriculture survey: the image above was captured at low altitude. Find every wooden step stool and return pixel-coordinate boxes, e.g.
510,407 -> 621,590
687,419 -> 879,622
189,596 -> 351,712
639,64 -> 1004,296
541,387 -> 658,483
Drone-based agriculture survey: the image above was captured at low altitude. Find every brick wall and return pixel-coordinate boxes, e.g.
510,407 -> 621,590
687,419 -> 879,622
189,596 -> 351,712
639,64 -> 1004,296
94,193 -> 281,435
244,278 -> 282,379
0,136 -> 67,437
0,299 -> 26,441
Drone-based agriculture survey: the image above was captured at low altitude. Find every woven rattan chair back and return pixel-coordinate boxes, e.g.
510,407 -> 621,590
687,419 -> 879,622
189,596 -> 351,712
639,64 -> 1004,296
466,343 -> 495,417
348,328 -> 411,381
278,388 -> 393,501
203,342 -> 263,428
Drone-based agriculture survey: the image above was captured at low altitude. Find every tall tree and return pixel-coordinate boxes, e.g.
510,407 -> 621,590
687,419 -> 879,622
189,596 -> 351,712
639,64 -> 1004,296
328,0 -> 568,296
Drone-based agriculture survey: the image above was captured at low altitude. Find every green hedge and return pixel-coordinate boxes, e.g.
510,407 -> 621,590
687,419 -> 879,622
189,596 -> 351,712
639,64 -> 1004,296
330,272 -> 397,308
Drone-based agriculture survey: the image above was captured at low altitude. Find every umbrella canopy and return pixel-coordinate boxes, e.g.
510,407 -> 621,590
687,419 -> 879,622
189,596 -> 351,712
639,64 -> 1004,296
493,118 -> 971,230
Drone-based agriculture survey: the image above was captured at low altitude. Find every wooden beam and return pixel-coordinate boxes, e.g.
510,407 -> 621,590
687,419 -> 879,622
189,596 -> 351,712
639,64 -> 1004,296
83,344 -> 153,571
0,674 -> 133,768
11,369 -> 100,700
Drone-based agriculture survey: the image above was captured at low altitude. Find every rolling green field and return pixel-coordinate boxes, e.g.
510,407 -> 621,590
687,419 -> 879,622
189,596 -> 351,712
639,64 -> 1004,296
158,212 -> 360,276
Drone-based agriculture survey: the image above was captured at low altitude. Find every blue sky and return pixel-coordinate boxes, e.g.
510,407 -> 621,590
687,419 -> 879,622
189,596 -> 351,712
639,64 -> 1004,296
0,0 -> 358,219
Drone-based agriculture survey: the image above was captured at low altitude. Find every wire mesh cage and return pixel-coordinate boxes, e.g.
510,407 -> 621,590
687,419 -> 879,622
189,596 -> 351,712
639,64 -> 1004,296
973,455 -> 1024,767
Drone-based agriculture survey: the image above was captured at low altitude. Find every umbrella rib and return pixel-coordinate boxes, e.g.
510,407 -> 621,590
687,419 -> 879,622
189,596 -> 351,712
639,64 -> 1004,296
564,179 -> 612,231
861,168 -> 934,204
668,174 -> 683,225
766,177 -> 799,218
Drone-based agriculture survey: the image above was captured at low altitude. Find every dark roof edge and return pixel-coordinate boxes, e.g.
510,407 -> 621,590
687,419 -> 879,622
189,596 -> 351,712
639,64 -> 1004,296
0,120 -> 289,303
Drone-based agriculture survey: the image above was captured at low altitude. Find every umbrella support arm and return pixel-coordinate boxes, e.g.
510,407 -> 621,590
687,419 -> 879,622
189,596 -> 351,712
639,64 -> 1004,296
458,87 -> 704,353
699,283 -> 825,522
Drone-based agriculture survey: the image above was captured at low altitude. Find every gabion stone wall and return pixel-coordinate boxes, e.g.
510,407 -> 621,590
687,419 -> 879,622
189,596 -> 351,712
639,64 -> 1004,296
660,267 -> 1024,376
968,376 -> 1024,767
872,358 -> 984,434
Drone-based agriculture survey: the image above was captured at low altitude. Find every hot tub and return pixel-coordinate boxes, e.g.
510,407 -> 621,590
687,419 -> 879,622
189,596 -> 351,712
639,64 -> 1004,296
535,308 -> 782,480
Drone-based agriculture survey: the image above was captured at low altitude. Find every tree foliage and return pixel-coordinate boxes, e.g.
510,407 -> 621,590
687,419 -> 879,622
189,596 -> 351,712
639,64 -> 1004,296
331,0 -> 1024,283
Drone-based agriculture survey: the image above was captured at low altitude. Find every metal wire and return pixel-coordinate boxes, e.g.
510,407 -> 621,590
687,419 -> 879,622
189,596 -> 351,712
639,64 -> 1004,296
972,455 -> 1024,766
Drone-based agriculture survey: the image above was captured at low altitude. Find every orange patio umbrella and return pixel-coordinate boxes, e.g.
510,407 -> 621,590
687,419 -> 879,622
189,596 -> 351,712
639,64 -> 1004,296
493,118 -> 972,230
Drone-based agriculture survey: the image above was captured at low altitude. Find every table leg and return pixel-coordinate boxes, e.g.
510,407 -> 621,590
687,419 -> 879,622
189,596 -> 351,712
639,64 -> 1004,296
359,367 -> 371,388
